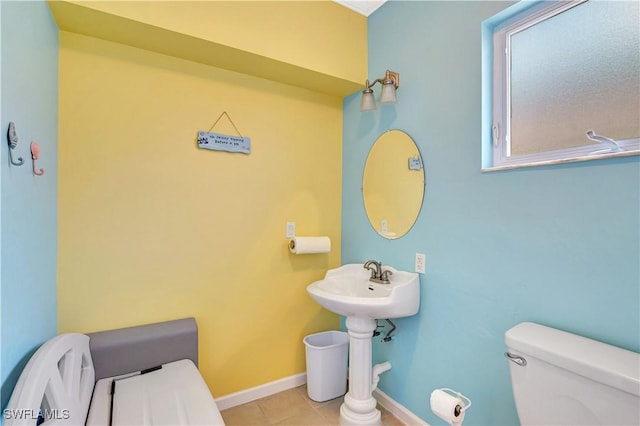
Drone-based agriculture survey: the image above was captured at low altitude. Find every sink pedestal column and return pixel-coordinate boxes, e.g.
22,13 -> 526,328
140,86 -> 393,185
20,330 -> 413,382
340,317 -> 380,426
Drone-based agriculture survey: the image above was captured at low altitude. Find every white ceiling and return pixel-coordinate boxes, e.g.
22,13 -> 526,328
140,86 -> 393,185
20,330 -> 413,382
333,0 -> 387,16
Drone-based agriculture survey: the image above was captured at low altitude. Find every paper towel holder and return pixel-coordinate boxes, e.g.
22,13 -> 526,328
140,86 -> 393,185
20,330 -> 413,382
438,388 -> 472,417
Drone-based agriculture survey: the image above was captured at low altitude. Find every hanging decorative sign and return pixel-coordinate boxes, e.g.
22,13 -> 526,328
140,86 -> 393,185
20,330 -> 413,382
197,131 -> 251,154
197,111 -> 251,154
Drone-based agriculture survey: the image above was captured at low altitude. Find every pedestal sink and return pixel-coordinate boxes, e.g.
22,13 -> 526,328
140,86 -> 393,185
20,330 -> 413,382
306,263 -> 420,425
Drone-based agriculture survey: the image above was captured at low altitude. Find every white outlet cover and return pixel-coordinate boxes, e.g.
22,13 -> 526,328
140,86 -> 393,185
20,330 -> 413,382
415,253 -> 426,274
286,222 -> 295,238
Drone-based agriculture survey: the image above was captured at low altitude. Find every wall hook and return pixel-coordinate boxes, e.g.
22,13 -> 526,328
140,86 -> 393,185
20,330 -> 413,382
30,141 -> 44,176
7,122 -> 24,166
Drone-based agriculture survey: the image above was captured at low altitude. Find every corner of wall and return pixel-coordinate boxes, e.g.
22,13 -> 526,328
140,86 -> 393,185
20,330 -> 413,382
1,0 -> 59,409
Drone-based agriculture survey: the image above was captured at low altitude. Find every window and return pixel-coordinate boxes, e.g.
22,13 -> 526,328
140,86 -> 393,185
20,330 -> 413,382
484,0 -> 639,170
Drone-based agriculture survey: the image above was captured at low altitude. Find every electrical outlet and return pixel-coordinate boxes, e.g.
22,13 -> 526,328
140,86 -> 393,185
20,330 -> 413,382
286,222 -> 296,238
415,253 -> 426,274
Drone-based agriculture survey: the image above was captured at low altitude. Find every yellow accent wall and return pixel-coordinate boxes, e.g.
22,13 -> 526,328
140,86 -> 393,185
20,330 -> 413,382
48,0 -> 367,96
57,28 -> 344,396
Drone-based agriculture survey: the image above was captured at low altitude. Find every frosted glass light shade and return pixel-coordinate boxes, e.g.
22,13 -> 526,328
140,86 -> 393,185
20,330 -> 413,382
360,91 -> 376,111
380,82 -> 397,104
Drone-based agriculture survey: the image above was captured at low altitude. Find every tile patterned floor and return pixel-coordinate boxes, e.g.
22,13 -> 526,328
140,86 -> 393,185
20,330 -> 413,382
220,385 -> 404,426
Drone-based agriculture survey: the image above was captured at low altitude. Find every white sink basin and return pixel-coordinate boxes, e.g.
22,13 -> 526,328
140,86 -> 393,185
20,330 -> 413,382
306,263 -> 420,319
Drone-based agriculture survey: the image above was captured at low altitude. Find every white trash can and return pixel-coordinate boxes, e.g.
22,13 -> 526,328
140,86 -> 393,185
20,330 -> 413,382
303,330 -> 349,402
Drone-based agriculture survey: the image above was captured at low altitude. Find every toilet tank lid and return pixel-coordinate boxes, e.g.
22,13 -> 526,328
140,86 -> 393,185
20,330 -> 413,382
505,322 -> 640,397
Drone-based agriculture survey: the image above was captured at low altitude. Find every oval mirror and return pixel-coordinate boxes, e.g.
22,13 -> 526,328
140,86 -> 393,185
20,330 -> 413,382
362,130 -> 424,239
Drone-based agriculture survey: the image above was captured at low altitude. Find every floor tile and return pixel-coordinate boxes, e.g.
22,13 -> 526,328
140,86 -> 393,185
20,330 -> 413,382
220,401 -> 269,425
219,385 -> 405,426
314,398 -> 343,424
256,388 -> 313,424
274,407 -> 329,425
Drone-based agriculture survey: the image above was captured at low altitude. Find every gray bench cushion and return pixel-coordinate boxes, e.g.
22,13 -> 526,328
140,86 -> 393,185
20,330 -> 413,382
88,318 -> 198,380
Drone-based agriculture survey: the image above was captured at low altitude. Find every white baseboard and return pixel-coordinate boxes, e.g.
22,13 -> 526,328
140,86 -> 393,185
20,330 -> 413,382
215,372 -> 428,426
215,372 -> 307,411
374,388 -> 429,426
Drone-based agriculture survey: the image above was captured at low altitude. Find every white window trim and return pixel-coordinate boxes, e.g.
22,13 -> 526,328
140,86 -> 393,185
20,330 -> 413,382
484,0 -> 640,171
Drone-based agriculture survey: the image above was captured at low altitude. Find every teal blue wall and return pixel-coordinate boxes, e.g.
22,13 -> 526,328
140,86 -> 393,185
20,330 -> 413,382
342,1 -> 640,424
1,0 -> 58,410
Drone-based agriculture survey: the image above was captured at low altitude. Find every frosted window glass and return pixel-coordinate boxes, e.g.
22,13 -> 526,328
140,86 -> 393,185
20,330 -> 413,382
509,1 -> 639,156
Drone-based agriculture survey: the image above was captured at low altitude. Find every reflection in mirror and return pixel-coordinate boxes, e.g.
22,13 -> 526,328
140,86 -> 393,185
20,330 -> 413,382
362,130 -> 425,239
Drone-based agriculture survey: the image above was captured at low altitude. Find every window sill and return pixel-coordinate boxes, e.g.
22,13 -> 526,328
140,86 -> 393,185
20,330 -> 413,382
482,150 -> 640,172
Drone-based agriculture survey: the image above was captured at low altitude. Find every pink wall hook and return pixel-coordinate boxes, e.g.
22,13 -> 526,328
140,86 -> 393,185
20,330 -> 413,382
30,141 -> 44,176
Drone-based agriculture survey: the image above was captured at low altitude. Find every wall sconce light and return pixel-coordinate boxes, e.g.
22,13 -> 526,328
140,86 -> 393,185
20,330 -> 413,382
360,69 -> 400,111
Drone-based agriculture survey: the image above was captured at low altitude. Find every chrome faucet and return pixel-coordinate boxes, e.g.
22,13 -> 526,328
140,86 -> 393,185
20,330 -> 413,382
364,260 -> 382,280
363,260 -> 393,284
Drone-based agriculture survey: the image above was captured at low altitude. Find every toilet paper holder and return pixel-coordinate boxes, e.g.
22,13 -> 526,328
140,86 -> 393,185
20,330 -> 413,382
435,388 -> 472,418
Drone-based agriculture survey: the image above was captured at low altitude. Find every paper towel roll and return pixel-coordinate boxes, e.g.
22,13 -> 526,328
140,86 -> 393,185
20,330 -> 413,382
430,389 -> 465,425
288,236 -> 331,254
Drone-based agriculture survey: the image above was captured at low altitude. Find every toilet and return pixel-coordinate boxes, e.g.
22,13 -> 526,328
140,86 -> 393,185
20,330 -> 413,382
505,322 -> 640,425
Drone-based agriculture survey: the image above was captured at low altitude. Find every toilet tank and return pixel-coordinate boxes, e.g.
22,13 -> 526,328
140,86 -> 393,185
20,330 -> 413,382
505,322 -> 640,425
